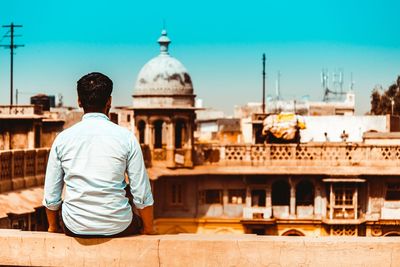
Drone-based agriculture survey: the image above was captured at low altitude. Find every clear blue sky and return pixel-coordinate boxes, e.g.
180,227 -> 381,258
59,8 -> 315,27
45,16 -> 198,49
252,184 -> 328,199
0,0 -> 399,114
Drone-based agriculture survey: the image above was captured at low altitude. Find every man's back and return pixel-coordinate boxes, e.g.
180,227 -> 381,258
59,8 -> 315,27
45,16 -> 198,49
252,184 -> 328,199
44,112 -> 153,235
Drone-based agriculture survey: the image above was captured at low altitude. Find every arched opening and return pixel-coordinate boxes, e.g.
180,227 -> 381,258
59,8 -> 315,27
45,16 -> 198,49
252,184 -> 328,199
137,120 -> 145,144
154,120 -> 166,149
384,231 -> 400,236
214,228 -> 235,234
272,180 -> 290,205
296,180 -> 314,206
175,120 -> 186,149
282,229 -> 305,236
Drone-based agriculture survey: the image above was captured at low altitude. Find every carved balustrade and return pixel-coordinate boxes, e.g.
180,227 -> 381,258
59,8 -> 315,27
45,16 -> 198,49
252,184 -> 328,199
0,148 -> 49,193
196,143 -> 400,168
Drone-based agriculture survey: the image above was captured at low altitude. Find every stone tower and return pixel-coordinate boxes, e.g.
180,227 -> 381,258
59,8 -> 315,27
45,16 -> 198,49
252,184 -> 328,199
132,29 -> 196,168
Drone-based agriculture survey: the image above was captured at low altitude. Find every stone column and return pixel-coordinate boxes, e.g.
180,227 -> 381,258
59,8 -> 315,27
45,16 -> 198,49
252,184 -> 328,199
184,122 -> 193,167
329,183 -> 334,220
27,129 -> 35,149
166,121 -> 175,168
290,179 -> 296,217
4,131 -> 10,150
145,123 -> 153,149
245,186 -> 251,208
266,184 -> 272,219
314,185 -> 322,219
130,112 -> 135,133
223,189 -> 228,205
354,186 -> 358,220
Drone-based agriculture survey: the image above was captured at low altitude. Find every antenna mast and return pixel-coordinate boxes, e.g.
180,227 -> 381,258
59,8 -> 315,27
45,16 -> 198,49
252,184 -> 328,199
262,53 -> 266,114
1,23 -> 24,105
276,71 -> 281,100
350,72 -> 354,91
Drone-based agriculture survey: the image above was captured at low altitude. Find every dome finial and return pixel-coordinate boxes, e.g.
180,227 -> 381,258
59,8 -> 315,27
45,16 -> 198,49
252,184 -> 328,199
158,28 -> 171,55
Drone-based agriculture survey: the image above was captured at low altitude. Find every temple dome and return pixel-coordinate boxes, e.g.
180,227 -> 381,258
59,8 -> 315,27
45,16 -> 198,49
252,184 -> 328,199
134,30 -> 194,96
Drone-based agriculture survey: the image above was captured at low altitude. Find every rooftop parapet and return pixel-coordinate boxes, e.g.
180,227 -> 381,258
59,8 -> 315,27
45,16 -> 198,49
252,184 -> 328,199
0,105 -> 43,117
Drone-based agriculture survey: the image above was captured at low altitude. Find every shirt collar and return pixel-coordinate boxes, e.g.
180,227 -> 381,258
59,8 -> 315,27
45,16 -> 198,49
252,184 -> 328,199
82,113 -> 110,121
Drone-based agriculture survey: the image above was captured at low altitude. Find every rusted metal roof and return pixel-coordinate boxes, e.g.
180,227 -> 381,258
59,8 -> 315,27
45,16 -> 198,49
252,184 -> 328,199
0,187 -> 43,218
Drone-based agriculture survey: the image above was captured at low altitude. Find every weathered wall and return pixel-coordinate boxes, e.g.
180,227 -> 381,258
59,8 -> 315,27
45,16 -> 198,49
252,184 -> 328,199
1,230 -> 400,267
300,115 -> 387,142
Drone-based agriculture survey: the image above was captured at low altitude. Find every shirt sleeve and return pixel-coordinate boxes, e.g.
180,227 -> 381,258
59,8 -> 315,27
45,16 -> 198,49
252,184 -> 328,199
126,133 -> 154,209
42,138 -> 64,210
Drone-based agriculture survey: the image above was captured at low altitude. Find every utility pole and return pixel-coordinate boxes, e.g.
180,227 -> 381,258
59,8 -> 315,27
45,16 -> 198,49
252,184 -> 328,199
1,23 -> 24,105
262,53 -> 266,114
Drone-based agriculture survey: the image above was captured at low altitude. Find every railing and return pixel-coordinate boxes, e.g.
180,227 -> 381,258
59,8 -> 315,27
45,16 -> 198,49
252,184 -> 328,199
195,143 -> 400,167
2,143 -> 400,192
0,148 -> 50,193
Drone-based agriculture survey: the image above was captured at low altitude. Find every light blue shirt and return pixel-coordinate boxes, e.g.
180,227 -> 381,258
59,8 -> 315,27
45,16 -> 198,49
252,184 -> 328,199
43,113 -> 154,235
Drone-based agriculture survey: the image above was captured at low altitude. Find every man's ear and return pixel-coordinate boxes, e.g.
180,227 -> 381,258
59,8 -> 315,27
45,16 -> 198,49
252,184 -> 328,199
78,98 -> 83,108
106,96 -> 112,108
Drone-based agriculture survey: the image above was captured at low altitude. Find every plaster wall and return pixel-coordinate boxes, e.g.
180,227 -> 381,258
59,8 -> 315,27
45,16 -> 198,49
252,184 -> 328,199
300,115 -> 387,142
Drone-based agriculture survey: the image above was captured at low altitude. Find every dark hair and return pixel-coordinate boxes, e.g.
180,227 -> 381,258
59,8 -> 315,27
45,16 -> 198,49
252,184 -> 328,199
77,72 -> 113,110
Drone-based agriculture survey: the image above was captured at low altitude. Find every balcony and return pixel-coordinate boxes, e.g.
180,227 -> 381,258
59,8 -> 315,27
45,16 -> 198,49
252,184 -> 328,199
192,143 -> 400,175
243,207 -> 271,219
2,143 -> 400,192
0,148 -> 49,193
196,143 -> 400,166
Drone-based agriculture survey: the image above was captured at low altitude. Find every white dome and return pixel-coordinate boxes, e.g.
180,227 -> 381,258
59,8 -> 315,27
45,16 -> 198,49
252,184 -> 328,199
133,30 -> 194,97
132,30 -> 195,108
134,54 -> 193,96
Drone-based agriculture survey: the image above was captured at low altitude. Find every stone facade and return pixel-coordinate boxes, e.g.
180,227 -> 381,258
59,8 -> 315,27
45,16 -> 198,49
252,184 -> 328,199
150,143 -> 400,236
0,105 -> 64,150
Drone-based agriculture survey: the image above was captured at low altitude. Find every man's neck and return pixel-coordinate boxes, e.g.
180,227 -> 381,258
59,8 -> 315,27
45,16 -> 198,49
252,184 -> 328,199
83,107 -> 109,116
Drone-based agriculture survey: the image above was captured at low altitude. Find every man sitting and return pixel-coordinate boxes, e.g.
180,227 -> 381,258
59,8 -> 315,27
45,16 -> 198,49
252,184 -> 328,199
43,72 -> 154,237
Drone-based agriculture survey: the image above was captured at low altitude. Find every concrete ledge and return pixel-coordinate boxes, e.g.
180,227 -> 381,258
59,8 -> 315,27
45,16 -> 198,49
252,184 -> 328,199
1,230 -> 400,266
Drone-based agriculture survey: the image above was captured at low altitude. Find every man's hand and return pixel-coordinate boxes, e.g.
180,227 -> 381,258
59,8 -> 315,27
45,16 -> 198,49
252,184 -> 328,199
138,205 -> 155,235
48,226 -> 59,233
141,227 -> 158,235
45,208 -> 60,233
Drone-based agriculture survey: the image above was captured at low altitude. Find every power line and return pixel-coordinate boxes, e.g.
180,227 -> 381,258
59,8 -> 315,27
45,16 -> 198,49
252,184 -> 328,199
0,30 -> 10,43
0,23 -> 25,105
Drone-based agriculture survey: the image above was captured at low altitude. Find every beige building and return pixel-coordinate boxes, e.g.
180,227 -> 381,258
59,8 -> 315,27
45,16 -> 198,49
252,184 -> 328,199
0,105 -> 64,150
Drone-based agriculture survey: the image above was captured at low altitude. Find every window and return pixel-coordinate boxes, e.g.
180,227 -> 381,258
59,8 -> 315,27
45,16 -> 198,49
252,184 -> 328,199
200,190 -> 223,204
154,120 -> 166,149
127,114 -> 131,122
334,186 -> 353,206
228,189 -> 246,204
386,183 -> 400,201
137,120 -> 145,144
34,125 -> 41,148
110,113 -> 118,124
296,180 -> 314,206
170,182 -> 183,205
272,180 -> 290,205
11,218 -> 26,230
175,120 -> 186,149
330,184 -> 357,219
251,189 -> 266,207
